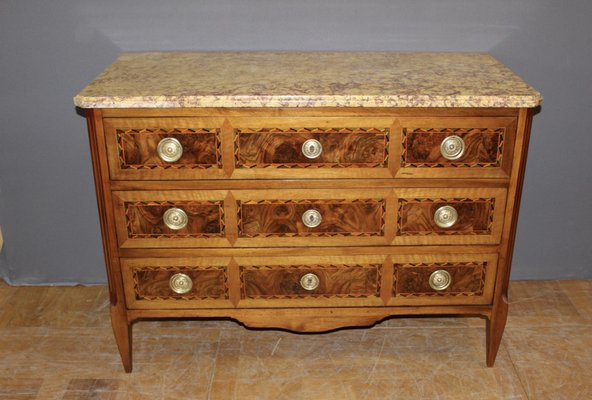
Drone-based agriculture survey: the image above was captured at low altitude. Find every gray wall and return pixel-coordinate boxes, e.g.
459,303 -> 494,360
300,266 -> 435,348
1,0 -> 590,284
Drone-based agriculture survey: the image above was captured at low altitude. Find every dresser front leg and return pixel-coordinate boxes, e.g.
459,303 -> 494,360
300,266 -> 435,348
486,293 -> 509,367
110,306 -> 133,373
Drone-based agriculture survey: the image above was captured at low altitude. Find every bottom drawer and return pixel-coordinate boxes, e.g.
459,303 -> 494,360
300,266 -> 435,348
122,258 -> 234,309
121,252 -> 497,309
238,256 -> 385,307
389,253 -> 498,306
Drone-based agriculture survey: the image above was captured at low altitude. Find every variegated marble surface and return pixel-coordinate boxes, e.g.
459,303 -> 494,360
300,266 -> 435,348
74,52 -> 542,109
1,279 -> 591,399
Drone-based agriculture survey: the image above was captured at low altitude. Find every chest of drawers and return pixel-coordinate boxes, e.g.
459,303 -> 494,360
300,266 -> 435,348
75,52 -> 541,372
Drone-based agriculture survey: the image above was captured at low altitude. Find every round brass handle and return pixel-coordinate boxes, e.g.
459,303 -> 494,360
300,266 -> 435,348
169,273 -> 193,294
163,207 -> 188,230
434,205 -> 458,228
429,270 -> 452,291
440,135 -> 465,160
300,273 -> 320,291
302,209 -> 322,228
157,137 -> 183,162
302,139 -> 322,159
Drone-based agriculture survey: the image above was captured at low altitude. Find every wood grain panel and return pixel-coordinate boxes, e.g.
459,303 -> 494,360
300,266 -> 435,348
133,267 -> 227,300
104,117 -> 228,180
125,201 -> 224,238
235,254 -> 386,307
240,264 -> 381,299
393,117 -> 517,178
228,117 -> 396,179
392,188 -> 507,245
121,258 -> 234,309
398,198 -> 494,235
389,253 -> 498,306
112,190 -> 233,248
395,263 -> 485,296
238,199 -> 384,237
232,189 -> 391,247
402,127 -> 502,166
118,128 -> 221,169
235,127 -> 388,167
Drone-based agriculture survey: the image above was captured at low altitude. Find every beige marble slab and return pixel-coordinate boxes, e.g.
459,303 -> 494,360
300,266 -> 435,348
74,52 -> 542,109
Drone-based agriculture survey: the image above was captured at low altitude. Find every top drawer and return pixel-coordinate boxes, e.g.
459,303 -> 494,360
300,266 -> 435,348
104,116 -> 515,180
105,117 -> 228,180
394,117 -> 517,179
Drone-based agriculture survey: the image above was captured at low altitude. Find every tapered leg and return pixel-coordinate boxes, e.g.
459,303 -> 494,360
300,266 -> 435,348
110,306 -> 133,373
486,293 -> 509,367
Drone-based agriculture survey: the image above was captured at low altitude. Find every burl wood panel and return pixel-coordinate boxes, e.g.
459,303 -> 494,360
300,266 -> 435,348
133,266 -> 228,300
401,127 -> 504,167
238,199 -> 385,237
125,201 -> 224,238
118,128 -> 221,169
398,198 -> 494,236
240,264 -> 382,299
235,127 -> 389,168
394,262 -> 486,297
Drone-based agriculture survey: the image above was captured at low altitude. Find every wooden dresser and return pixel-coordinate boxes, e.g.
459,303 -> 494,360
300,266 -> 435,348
74,52 -> 541,372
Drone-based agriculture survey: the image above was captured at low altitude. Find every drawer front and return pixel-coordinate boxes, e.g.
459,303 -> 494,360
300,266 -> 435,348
120,253 -> 497,309
394,117 -> 516,178
237,255 -> 386,307
239,199 -> 384,237
233,189 -> 392,247
393,188 -> 507,245
113,188 -> 503,247
390,253 -> 498,305
231,117 -> 395,179
113,190 -> 233,248
105,117 -> 227,180
105,116 -> 516,179
235,127 -> 387,168
122,258 -> 233,309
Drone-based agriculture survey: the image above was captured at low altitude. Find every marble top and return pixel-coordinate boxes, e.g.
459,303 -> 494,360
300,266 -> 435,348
74,52 -> 542,109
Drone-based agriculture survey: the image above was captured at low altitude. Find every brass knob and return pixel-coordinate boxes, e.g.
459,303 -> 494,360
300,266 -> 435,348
163,207 -> 188,230
169,273 -> 192,294
302,139 -> 322,159
300,273 -> 320,291
429,270 -> 452,291
157,137 -> 183,162
434,205 -> 458,228
302,209 -> 322,228
440,135 -> 465,160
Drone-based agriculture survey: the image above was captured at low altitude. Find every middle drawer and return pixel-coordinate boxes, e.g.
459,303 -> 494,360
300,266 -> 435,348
112,188 -> 506,248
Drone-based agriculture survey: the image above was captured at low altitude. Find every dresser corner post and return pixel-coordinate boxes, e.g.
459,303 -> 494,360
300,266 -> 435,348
486,107 -> 535,367
85,108 -> 133,372
486,292 -> 509,367
110,306 -> 133,373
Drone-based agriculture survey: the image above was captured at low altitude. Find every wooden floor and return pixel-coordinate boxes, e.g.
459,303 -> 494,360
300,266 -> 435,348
0,279 -> 591,399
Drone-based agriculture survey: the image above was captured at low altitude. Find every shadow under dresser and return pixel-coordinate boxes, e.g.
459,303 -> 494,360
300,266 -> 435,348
74,52 -> 542,372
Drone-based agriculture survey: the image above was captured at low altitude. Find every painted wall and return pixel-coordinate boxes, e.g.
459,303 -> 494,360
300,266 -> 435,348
0,0 -> 590,283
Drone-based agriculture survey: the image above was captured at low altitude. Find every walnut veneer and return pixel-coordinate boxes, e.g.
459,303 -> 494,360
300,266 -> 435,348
76,52 -> 540,372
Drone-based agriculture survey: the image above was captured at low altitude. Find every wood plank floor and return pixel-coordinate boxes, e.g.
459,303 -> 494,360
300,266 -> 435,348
0,279 -> 591,399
